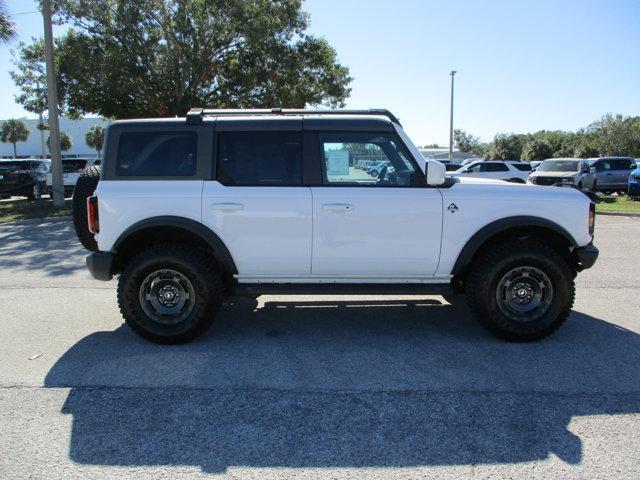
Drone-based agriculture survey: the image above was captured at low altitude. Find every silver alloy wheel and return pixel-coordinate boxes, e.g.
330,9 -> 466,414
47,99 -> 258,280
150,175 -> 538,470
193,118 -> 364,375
495,266 -> 553,322
139,269 -> 196,324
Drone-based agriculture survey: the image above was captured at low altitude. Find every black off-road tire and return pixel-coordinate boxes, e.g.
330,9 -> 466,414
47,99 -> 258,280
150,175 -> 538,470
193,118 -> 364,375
465,238 -> 575,342
117,244 -> 224,344
72,166 -> 101,251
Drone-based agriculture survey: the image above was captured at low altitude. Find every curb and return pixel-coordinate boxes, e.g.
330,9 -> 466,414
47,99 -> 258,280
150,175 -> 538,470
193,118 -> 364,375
0,215 -> 72,226
596,211 -> 640,218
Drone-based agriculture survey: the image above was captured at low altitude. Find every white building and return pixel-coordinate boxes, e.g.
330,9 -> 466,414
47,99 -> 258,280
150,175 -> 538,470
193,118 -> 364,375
0,117 -> 108,158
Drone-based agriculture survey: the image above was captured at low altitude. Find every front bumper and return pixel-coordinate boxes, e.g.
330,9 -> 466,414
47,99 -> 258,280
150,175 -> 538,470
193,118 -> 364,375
574,243 -> 599,271
86,252 -> 114,281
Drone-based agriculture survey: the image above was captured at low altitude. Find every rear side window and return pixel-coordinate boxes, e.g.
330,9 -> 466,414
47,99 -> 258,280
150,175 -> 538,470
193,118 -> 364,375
513,163 -> 532,171
613,159 -> 634,170
216,132 -> 302,186
62,160 -> 88,173
116,131 -> 197,177
482,163 -> 509,172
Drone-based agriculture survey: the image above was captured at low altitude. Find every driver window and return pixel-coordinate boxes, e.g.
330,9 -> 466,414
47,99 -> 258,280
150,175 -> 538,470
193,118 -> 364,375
318,133 -> 421,187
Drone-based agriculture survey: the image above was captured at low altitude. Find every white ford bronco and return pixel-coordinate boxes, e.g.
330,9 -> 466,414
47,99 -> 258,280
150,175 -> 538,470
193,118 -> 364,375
78,108 -> 598,344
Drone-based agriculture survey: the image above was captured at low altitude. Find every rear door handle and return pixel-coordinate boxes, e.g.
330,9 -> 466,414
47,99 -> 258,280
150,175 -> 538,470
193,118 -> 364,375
211,202 -> 244,212
322,203 -> 354,212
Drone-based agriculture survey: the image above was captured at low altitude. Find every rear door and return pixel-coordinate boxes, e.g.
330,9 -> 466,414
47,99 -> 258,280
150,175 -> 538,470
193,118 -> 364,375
201,120 -> 312,277
310,131 -> 442,277
481,162 -> 510,180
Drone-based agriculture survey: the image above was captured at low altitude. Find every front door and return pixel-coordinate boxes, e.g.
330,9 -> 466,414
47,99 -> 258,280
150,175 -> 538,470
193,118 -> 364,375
310,132 -> 443,277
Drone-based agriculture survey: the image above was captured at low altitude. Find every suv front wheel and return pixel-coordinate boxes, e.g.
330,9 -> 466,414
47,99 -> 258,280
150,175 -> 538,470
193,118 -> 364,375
117,244 -> 224,344
465,238 -> 575,341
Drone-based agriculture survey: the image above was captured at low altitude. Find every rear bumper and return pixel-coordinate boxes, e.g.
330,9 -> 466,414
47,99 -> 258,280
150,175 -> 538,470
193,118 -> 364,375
86,252 -> 114,281
574,243 -> 599,271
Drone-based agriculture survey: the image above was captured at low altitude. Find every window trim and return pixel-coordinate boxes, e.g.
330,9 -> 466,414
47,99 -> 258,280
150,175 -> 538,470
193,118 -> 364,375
315,131 -> 427,188
214,130 -> 305,187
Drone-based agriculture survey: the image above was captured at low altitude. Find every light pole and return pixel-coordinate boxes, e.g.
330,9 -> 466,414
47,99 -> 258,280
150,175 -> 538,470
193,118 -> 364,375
448,70 -> 457,162
42,0 -> 64,207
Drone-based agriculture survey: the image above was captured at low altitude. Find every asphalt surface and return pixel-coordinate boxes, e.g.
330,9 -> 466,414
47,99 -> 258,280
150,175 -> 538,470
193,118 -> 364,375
0,216 -> 639,479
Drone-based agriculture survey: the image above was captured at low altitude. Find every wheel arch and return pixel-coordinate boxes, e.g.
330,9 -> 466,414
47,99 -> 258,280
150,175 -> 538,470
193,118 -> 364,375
451,216 -> 578,277
111,216 -> 238,284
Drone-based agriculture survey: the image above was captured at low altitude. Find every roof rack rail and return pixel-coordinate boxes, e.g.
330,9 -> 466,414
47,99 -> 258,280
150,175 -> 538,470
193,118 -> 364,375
185,108 -> 401,126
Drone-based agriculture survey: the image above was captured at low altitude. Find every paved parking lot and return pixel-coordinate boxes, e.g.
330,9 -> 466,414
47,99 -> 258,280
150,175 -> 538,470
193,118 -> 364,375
0,216 -> 639,479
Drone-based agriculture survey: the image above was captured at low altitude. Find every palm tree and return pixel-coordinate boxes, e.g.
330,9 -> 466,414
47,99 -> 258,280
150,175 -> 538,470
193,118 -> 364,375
0,0 -> 16,44
0,119 -> 30,157
85,125 -> 105,156
47,131 -> 73,152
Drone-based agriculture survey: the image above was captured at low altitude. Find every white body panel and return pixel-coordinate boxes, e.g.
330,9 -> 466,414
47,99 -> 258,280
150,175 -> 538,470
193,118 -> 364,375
95,180 -> 204,252
310,187 -> 443,275
436,178 -> 593,275
201,181 -> 312,275
451,161 -> 530,182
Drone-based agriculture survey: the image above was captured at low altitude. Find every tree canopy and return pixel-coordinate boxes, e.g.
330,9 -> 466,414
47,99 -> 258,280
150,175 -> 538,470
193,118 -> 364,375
85,125 -> 105,154
521,139 -> 553,161
453,129 -> 485,155
455,114 -> 640,161
47,131 -> 73,152
17,0 -> 351,119
0,119 -> 30,157
0,0 -> 15,44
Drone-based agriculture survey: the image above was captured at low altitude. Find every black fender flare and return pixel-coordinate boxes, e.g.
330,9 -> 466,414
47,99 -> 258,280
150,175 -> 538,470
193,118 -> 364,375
112,216 -> 238,275
451,216 -> 578,276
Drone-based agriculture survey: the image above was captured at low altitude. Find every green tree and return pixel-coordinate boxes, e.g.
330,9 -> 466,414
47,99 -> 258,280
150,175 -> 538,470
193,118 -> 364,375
85,124 -> 105,155
0,119 -> 30,157
521,139 -> 553,161
486,133 -> 526,160
453,129 -> 486,155
32,0 -> 351,119
587,114 -> 640,157
0,0 -> 15,44
48,131 -> 73,152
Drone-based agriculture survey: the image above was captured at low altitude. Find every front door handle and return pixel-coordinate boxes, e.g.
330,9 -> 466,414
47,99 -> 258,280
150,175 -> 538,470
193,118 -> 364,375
322,203 -> 354,212
211,202 -> 244,212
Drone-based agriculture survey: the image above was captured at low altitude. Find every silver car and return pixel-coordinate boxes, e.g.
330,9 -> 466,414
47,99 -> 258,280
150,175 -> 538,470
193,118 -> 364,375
527,158 -> 593,190
587,157 -> 636,193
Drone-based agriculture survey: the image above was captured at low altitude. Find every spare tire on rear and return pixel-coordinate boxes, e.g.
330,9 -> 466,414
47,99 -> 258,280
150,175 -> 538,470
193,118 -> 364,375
72,166 -> 101,251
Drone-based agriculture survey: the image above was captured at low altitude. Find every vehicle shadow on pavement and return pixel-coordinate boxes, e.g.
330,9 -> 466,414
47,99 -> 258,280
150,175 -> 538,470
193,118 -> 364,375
0,222 -> 86,277
44,297 -> 640,473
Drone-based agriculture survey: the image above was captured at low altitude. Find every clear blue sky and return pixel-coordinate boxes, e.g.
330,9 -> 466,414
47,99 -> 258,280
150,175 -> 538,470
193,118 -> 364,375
1,0 -> 639,145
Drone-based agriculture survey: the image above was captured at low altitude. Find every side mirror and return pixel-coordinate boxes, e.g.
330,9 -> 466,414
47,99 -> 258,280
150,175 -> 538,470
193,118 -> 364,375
589,167 -> 596,174
581,165 -> 590,173
426,160 -> 446,186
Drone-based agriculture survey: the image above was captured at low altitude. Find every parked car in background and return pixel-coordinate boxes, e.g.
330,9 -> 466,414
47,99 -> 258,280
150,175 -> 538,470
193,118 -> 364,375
587,157 -> 636,194
530,161 -> 542,171
628,164 -> 640,198
0,159 -> 50,199
528,158 -> 593,191
46,157 -> 100,198
450,160 -> 531,183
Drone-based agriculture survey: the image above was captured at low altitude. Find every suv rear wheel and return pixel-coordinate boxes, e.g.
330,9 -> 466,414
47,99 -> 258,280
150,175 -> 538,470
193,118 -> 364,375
117,244 -> 224,344
465,238 -> 575,341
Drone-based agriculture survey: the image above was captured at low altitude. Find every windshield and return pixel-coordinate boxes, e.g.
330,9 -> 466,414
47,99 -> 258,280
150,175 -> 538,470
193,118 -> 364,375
537,160 -> 579,172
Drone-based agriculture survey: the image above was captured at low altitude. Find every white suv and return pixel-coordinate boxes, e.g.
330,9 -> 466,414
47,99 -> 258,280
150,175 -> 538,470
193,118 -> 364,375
450,160 -> 531,183
77,108 -> 598,344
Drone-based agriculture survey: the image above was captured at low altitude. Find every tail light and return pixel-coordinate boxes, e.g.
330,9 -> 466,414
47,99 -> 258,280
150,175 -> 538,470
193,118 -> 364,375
588,202 -> 595,238
87,196 -> 99,234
